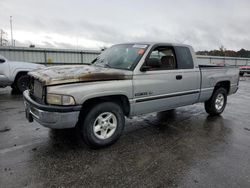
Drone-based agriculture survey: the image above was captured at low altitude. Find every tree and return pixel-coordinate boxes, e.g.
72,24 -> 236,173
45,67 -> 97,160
0,29 -> 9,46
219,45 -> 226,52
237,49 -> 248,57
196,47 -> 250,58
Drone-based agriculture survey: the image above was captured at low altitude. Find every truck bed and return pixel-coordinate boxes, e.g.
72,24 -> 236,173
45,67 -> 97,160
198,66 -> 239,102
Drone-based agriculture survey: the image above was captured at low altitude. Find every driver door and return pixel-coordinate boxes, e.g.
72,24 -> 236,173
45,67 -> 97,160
132,45 -> 200,115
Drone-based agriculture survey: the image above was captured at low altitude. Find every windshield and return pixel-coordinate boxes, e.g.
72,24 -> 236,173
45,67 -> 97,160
92,44 -> 148,70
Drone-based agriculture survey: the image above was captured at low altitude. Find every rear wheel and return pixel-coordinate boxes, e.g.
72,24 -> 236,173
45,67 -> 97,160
77,102 -> 125,148
205,88 -> 227,116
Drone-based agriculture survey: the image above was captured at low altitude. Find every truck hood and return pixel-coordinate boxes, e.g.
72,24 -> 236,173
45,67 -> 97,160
28,65 -> 133,86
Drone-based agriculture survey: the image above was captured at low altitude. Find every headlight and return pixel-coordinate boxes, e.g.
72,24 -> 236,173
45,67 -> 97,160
46,94 -> 75,105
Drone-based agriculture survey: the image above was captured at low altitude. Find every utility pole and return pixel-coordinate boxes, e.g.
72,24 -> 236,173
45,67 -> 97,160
10,16 -> 14,46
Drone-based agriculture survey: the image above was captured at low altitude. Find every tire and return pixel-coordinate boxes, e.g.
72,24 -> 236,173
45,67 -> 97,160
11,87 -> 20,95
239,72 -> 244,76
15,74 -> 30,93
78,102 -> 125,148
204,88 -> 227,116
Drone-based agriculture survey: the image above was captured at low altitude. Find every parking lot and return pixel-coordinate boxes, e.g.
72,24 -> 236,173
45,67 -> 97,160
0,76 -> 250,187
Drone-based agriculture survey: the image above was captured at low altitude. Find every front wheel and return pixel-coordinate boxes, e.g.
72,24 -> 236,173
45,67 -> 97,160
12,74 -> 30,94
78,102 -> 125,148
205,88 -> 227,116
17,74 -> 30,93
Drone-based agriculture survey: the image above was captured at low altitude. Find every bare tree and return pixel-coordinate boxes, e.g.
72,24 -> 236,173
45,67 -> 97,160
219,45 -> 226,52
0,29 -> 9,46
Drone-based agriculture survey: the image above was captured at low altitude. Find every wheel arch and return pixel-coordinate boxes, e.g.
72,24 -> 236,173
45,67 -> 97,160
80,94 -> 131,117
214,80 -> 230,94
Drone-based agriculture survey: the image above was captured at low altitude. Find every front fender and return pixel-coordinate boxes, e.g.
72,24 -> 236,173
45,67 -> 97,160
80,91 -> 131,104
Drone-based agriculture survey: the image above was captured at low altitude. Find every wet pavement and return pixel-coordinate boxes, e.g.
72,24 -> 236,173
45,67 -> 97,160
1,76 -> 250,188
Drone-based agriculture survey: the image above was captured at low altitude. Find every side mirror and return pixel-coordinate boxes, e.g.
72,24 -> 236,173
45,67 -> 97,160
140,65 -> 151,72
0,58 -> 6,63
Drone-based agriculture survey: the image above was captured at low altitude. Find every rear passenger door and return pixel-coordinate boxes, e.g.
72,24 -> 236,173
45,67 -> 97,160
132,45 -> 200,115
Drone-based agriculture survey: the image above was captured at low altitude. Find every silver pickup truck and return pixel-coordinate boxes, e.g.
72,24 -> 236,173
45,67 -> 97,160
24,42 -> 239,148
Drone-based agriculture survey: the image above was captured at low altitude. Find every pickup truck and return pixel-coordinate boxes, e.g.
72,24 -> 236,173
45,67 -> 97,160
23,42 -> 239,148
0,55 -> 44,93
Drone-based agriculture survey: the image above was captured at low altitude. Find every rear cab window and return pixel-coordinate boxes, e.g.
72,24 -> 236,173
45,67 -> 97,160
174,46 -> 194,69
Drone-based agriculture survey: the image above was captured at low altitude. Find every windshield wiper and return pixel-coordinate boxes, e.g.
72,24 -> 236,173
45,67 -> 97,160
90,58 -> 97,64
104,63 -> 111,68
93,58 -> 113,68
98,59 -> 112,68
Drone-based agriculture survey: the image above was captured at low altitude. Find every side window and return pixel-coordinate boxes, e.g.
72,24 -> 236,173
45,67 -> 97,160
174,46 -> 194,69
146,46 -> 176,70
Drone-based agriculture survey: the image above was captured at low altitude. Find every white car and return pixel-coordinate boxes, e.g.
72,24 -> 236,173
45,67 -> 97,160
0,55 -> 45,93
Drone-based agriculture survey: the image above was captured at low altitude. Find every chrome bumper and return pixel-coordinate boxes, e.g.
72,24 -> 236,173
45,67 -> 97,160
23,90 -> 81,129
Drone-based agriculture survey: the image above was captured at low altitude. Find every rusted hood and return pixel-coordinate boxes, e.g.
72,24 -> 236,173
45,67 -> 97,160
28,65 -> 133,86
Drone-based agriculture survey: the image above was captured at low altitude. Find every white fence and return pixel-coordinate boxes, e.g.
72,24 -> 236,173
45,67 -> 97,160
1,46 -> 250,66
0,46 -> 100,64
197,55 -> 250,67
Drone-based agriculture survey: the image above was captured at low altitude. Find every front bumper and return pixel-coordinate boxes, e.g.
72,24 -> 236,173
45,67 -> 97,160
23,90 -> 81,129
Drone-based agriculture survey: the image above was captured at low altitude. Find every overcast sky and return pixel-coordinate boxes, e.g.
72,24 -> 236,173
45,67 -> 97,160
0,0 -> 249,51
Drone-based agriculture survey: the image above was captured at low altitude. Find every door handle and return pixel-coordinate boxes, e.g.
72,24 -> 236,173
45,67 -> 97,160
176,75 -> 182,80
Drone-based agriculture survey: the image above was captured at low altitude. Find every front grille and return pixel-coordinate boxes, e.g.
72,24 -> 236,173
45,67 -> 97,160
29,78 -> 45,103
34,80 -> 43,99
